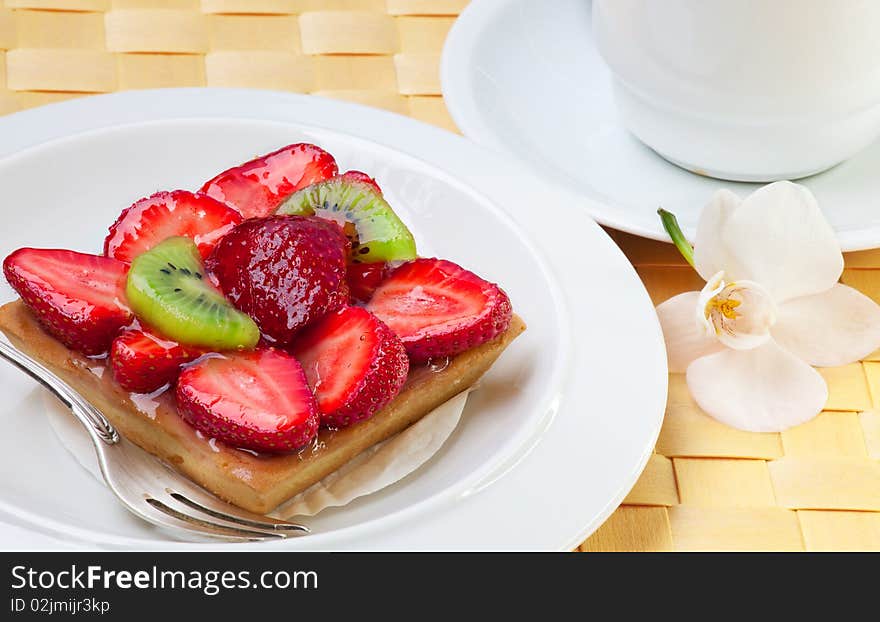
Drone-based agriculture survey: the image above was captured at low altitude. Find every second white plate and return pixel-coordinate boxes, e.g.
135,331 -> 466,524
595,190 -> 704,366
442,0 -> 880,251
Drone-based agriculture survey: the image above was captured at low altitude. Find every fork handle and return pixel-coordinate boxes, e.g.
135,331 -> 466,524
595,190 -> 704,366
0,339 -> 119,445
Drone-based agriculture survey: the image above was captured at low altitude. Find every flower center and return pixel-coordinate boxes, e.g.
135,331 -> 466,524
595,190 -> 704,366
697,271 -> 777,350
707,297 -> 741,321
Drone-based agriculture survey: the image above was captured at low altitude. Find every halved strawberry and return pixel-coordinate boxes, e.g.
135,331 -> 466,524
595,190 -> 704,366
366,258 -> 513,363
200,143 -> 338,219
339,170 -> 382,194
3,248 -> 132,356
104,190 -> 242,263
176,349 -> 319,453
346,261 -> 390,304
291,306 -> 409,428
110,329 -> 202,394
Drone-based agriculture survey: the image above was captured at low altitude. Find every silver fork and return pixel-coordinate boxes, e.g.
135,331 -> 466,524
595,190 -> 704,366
0,339 -> 309,542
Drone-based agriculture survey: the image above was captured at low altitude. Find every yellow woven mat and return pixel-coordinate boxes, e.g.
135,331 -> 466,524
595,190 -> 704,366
1,0 -> 879,551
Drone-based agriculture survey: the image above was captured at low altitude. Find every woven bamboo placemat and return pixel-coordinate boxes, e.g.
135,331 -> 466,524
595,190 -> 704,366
1,0 -> 879,551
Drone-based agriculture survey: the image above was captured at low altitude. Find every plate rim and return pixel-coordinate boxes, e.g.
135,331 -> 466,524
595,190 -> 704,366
0,88 -> 668,550
441,0 -> 880,252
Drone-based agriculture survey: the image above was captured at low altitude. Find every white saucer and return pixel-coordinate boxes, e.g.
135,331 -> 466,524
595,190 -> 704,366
442,0 -> 880,251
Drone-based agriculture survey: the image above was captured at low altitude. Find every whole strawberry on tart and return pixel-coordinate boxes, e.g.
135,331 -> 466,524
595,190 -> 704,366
0,143 -> 524,513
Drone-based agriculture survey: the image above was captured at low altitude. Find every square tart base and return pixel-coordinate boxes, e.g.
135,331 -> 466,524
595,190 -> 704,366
0,300 -> 525,514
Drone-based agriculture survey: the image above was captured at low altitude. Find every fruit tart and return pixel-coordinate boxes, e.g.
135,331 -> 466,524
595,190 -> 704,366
0,143 -> 525,514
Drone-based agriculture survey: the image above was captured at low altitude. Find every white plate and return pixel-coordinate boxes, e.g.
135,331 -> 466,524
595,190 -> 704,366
0,89 -> 667,550
441,0 -> 880,251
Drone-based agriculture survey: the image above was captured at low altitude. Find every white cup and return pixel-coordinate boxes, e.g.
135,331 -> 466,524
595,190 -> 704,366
593,0 -> 880,181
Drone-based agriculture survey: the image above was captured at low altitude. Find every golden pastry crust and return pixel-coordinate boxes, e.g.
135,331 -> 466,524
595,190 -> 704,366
0,300 -> 525,513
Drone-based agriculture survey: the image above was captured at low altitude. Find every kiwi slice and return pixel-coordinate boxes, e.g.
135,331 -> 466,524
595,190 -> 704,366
126,237 -> 259,350
276,178 -> 417,263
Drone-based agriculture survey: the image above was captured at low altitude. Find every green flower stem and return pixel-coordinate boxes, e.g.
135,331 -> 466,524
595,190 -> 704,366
657,208 -> 695,268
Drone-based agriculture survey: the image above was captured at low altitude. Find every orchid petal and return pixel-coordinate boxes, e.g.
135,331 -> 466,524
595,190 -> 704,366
772,283 -> 880,367
694,189 -> 742,282
686,339 -> 827,432
720,181 -> 843,303
656,291 -> 723,373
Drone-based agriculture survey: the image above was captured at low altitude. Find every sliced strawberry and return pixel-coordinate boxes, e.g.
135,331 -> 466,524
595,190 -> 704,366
206,216 -> 350,345
292,306 -> 409,428
366,258 -> 513,363
3,248 -> 132,356
176,349 -> 319,453
346,261 -> 390,304
110,329 -> 202,394
200,143 -> 338,219
339,170 -> 382,194
104,190 -> 242,264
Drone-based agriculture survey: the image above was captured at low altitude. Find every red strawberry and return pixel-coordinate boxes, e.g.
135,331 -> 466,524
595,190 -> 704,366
346,262 -> 390,304
339,170 -> 382,194
200,143 -> 338,219
176,349 -> 319,453
366,258 -> 513,363
110,329 -> 202,393
104,190 -> 242,264
292,306 -> 409,428
206,215 -> 350,346
3,248 -> 132,356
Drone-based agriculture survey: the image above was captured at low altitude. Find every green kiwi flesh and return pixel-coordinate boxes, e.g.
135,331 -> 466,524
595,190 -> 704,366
275,178 -> 417,263
125,236 -> 259,350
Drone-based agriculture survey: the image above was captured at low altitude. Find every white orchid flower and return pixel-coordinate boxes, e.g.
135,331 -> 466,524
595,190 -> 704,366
656,181 -> 880,432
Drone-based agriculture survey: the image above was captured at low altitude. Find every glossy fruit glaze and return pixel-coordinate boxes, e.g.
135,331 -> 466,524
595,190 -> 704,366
206,216 -> 350,346
3,248 -> 132,355
292,306 -> 409,428
104,190 -> 242,263
346,262 -> 390,304
200,143 -> 338,219
368,258 -> 512,362
176,349 -> 320,453
110,328 -> 203,393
